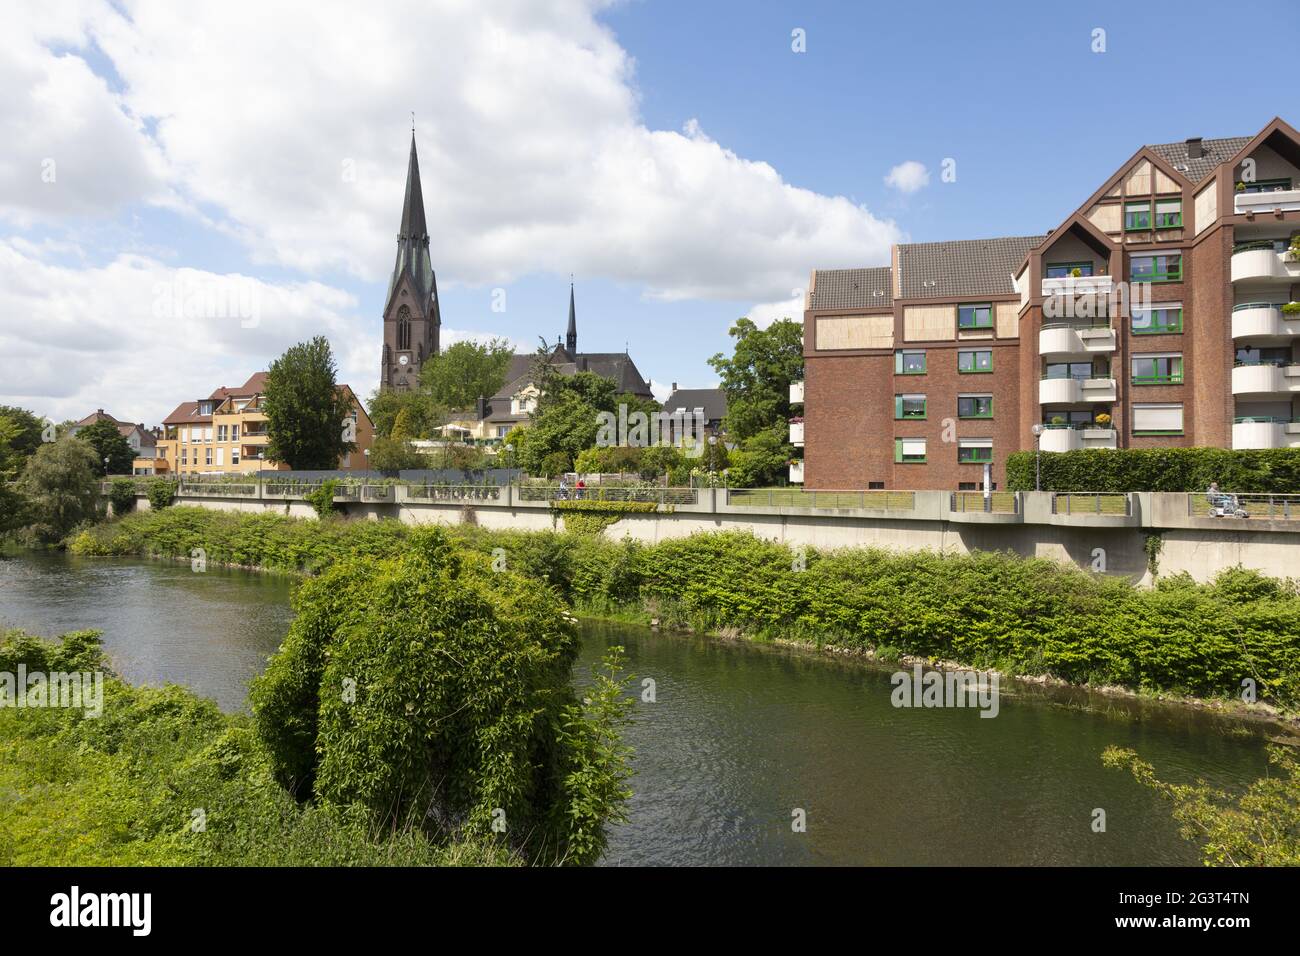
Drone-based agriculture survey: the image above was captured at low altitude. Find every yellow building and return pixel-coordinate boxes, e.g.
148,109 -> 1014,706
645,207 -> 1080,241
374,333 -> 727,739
158,373 -> 373,475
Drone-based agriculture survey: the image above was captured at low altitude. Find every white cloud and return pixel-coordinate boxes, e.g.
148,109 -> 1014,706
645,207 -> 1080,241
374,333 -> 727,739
884,160 -> 930,194
0,239 -> 365,423
745,293 -> 805,330
0,0 -> 905,419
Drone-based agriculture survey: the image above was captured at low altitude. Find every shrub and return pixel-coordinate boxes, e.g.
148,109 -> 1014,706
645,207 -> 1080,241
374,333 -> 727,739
1006,447 -> 1300,493
250,528 -> 633,865
304,479 -> 339,519
108,477 -> 137,515
146,478 -> 176,510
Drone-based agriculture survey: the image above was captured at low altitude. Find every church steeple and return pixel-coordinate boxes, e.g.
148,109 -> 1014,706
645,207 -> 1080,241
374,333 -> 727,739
381,131 -> 440,392
566,280 -> 577,355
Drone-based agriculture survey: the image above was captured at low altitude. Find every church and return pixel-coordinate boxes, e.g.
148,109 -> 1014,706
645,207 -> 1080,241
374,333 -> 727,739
379,133 -> 654,436
379,134 -> 440,391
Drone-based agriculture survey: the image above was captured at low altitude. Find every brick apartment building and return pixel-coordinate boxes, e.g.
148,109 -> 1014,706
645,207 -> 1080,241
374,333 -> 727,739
800,116 -> 1300,491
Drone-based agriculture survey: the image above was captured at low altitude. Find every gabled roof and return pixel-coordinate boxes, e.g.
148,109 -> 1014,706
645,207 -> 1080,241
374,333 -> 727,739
488,348 -> 653,404
897,235 -> 1044,299
1147,136 -> 1251,185
664,387 -> 727,423
808,267 -> 892,311
209,371 -> 268,401
162,401 -> 209,426
74,409 -> 124,427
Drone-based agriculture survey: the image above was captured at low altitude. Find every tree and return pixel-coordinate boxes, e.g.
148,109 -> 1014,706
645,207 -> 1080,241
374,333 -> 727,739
14,436 -> 100,544
369,436 -> 430,472
420,338 -> 513,409
264,337 -> 356,470
708,317 -> 804,441
76,419 -> 135,476
367,387 -> 441,441
1104,745 -> 1300,866
0,406 -> 47,468
726,423 -> 790,487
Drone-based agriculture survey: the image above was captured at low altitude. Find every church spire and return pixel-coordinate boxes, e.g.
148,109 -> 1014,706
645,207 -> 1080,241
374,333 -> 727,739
566,279 -> 577,355
398,132 -> 428,242
388,132 -> 435,304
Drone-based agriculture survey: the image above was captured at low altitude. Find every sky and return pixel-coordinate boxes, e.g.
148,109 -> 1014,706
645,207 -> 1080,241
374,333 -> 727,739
1,0 -> 1295,426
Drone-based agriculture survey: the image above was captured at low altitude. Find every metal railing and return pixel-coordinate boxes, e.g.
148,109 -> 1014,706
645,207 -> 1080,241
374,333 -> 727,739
950,491 -> 1019,514
518,484 -> 698,506
406,484 -> 502,502
725,489 -> 916,511
1188,493 -> 1300,520
1052,493 -> 1131,516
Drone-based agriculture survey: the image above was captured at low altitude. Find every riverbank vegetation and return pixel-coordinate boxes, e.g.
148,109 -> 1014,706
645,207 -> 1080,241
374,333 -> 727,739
69,508 -> 1300,710
2,526 -> 634,867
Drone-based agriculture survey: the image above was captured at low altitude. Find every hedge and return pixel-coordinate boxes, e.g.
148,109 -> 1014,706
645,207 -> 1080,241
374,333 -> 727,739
67,508 -> 1300,706
1006,447 -> 1300,493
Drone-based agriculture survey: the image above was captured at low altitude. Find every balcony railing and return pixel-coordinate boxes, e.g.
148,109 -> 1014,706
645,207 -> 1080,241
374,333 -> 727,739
1052,493 -> 1131,516
1187,492 -> 1300,520
726,488 -> 915,510
949,491 -> 1019,514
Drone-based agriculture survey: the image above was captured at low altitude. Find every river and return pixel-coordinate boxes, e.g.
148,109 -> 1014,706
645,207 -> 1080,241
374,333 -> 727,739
0,549 -> 1276,866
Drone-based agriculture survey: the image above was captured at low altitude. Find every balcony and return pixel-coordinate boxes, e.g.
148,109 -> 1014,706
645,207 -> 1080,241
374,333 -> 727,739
1232,417 -> 1300,449
1234,188 -> 1300,215
1231,303 -> 1300,341
1039,425 -> 1118,453
789,460 -> 804,484
1041,274 -> 1113,297
1231,362 -> 1300,398
1039,322 -> 1117,359
789,420 -> 805,446
1231,242 -> 1299,286
1039,376 -> 1117,405
789,381 -> 804,404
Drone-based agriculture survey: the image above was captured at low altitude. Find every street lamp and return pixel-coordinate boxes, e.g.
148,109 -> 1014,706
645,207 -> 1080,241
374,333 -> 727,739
1030,424 -> 1044,492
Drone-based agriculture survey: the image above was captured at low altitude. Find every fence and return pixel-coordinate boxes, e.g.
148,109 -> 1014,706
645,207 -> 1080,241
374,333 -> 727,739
517,484 -> 698,506
1052,493 -> 1131,516
725,489 -> 916,511
950,491 -> 1020,514
1187,492 -> 1300,520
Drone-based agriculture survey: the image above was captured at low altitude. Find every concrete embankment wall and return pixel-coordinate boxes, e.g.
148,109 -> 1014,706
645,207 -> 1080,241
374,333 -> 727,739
124,489 -> 1300,584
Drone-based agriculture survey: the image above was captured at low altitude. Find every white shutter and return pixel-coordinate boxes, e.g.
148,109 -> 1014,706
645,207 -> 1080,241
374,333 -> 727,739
901,440 -> 927,457
959,438 -> 993,449
216,448 -> 224,466
1132,404 -> 1183,431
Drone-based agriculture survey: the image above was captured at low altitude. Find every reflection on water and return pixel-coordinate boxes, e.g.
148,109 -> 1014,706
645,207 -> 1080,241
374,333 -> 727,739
0,551 -> 1276,865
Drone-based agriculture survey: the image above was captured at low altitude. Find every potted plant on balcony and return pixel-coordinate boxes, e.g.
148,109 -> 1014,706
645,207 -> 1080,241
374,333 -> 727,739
1235,181 -> 1247,192
1050,415 -> 1066,427
1069,267 -> 1082,278
1287,236 -> 1300,263
1094,412 -> 1112,429
1282,302 -> 1300,316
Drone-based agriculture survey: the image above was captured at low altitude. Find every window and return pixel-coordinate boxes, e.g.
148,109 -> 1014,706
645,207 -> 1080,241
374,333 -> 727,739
958,304 -> 993,329
232,447 -> 240,465
958,439 -> 993,464
1131,305 -> 1182,334
1237,178 -> 1292,194
1131,354 -> 1183,385
1045,361 -> 1096,381
1043,410 -> 1098,428
894,438 -> 927,463
180,449 -> 187,465
205,447 -> 212,466
1124,201 -> 1151,231
1130,253 -> 1182,283
397,305 -> 412,352
232,424 -> 239,441
217,425 -> 228,442
958,395 -> 993,418
868,481 -> 885,490
894,394 -> 927,420
1132,403 -> 1184,435
958,349 -> 993,373
895,350 -> 926,374
1155,199 -> 1182,229
1046,261 -> 1094,278
1235,345 -> 1291,367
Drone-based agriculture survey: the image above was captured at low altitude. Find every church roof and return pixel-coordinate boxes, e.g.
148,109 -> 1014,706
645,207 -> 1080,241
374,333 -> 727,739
386,134 -> 437,310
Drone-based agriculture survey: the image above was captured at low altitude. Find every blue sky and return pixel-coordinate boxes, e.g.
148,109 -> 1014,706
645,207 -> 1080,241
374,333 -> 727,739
1,0 -> 1295,424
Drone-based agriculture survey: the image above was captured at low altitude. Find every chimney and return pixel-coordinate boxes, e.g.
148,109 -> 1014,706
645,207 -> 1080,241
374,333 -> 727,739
1186,137 -> 1204,160
671,382 -> 677,392
475,395 -> 487,419
96,408 -> 103,415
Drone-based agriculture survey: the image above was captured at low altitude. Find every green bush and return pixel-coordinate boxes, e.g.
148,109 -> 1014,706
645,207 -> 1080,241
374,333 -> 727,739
108,477 -> 137,515
1006,447 -> 1300,493
0,627 -> 514,866
146,477 -> 176,510
250,528 -> 633,865
304,479 -> 339,519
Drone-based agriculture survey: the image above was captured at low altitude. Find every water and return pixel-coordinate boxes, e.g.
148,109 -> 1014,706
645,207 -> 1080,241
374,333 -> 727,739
0,551 -> 1278,865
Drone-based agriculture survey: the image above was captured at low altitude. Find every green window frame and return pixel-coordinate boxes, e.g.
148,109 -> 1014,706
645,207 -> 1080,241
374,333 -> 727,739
958,349 -> 993,373
1131,306 -> 1183,334
1155,199 -> 1182,229
894,350 -> 926,374
1124,201 -> 1151,231
1131,355 -> 1183,385
894,439 -> 927,464
894,394 -> 927,420
958,304 -> 993,330
958,444 -> 993,464
1130,254 -> 1182,283
957,395 -> 993,419
1045,261 -> 1094,278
